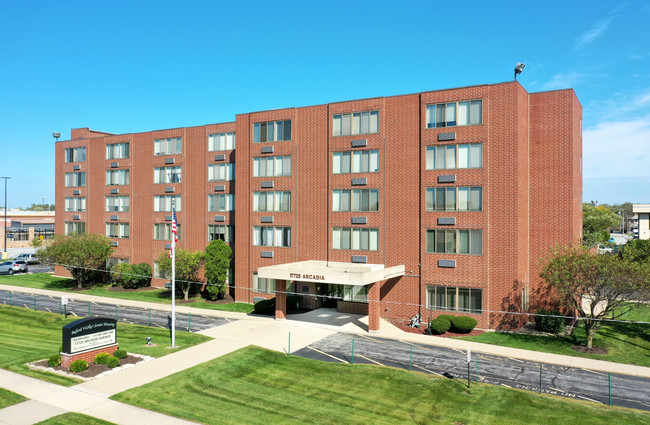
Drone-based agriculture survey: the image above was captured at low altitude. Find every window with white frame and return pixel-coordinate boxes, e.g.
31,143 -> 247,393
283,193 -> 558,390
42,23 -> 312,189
426,187 -> 482,212
154,166 -> 182,184
253,156 -> 291,177
332,150 -> 379,174
64,197 -> 86,212
153,195 -> 181,212
153,223 -> 182,240
208,163 -> 235,181
65,147 -> 86,163
425,143 -> 482,170
106,143 -> 129,159
426,229 -> 482,255
208,225 -> 234,243
64,172 -> 86,187
154,137 -> 182,155
106,169 -> 130,186
332,227 -> 379,251
252,272 -> 276,294
333,110 -> 379,136
106,222 -> 130,239
333,189 -> 379,212
253,191 -> 291,212
253,120 -> 291,143
427,285 -> 483,314
208,132 -> 235,151
64,222 -> 86,235
253,226 -> 291,247
426,100 -> 482,128
208,194 -> 235,212
105,196 -> 130,212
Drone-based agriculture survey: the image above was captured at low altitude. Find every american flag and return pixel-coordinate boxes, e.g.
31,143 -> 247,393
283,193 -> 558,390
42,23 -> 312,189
169,205 -> 178,258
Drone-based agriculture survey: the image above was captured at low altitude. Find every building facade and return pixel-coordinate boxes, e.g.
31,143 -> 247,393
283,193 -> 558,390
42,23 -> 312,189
55,81 -> 582,330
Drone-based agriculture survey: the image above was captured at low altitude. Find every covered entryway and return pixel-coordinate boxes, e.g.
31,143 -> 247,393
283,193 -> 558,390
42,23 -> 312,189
257,260 -> 405,332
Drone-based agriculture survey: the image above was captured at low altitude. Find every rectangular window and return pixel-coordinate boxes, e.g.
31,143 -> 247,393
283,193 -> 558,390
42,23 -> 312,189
64,172 -> 86,187
426,100 -> 482,128
253,120 -> 292,143
208,225 -> 234,243
253,156 -> 291,177
332,150 -> 379,174
425,187 -> 482,211
154,137 -> 182,155
425,229 -> 482,255
253,191 -> 291,212
106,143 -> 129,159
105,196 -> 130,212
106,222 -> 130,239
153,195 -> 181,212
154,166 -> 182,184
208,132 -> 236,151
106,170 -> 130,186
208,163 -> 235,181
427,285 -> 482,314
208,194 -> 235,212
343,285 -> 368,302
64,222 -> 85,235
153,223 -> 182,240
252,226 -> 291,247
333,110 -> 379,136
425,143 -> 482,170
252,273 -> 276,294
65,147 -> 86,163
332,228 -> 379,251
332,189 -> 379,212
64,197 -> 86,212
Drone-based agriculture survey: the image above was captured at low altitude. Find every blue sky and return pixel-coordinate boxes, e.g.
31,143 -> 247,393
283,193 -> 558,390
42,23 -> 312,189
1,0 -> 649,208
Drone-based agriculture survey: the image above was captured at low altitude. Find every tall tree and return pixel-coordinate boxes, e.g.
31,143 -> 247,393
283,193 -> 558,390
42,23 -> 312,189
620,239 -> 650,263
540,245 -> 650,348
157,249 -> 204,300
204,239 -> 232,301
582,203 -> 620,246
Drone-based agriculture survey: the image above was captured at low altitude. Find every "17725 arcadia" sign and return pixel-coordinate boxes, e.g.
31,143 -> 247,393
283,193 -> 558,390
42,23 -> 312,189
62,317 -> 117,354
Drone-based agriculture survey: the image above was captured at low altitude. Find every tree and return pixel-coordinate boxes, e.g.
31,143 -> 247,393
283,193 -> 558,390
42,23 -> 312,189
23,203 -> 55,211
540,245 -> 650,348
582,203 -> 619,246
204,240 -> 232,300
111,262 -> 152,289
38,233 -> 113,289
157,249 -> 204,300
620,239 -> 650,263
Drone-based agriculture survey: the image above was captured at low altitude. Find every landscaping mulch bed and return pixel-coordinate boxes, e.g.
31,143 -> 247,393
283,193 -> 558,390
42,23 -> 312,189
571,345 -> 608,355
107,286 -> 159,292
391,318 -> 485,337
30,353 -> 148,380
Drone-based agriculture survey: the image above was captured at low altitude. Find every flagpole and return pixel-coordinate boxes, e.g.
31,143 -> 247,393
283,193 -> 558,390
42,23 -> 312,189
171,203 -> 177,348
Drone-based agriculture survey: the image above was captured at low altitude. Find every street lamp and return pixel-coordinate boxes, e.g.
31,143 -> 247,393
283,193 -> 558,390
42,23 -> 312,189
2,177 -> 10,258
514,63 -> 525,81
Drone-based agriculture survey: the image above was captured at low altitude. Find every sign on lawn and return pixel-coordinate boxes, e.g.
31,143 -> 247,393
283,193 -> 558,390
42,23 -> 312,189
62,317 -> 117,354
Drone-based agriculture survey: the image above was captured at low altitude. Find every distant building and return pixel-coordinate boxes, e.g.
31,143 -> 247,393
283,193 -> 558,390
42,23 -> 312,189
1,210 -> 55,249
632,205 -> 650,240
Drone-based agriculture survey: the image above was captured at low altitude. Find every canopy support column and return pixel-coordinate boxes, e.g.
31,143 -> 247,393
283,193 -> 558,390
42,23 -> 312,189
275,279 -> 287,320
368,280 -> 381,332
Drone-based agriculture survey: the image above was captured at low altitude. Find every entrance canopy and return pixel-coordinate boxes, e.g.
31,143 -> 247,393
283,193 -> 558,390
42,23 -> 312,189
257,260 -> 405,286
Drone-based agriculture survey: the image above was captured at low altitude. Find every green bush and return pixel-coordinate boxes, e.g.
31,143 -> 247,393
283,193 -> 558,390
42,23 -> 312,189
535,308 -> 565,334
111,262 -> 152,289
69,360 -> 89,373
106,356 -> 120,368
429,318 -> 451,335
450,316 -> 478,333
253,298 -> 275,315
48,354 -> 61,368
132,263 -> 152,288
113,349 -> 127,359
437,314 -> 456,323
94,352 -> 111,365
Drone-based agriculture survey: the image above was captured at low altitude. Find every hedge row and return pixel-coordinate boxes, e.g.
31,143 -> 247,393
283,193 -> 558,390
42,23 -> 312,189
429,314 -> 478,335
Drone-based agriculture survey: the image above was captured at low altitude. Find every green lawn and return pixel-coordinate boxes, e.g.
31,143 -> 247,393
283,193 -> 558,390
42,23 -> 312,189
457,304 -> 650,367
35,413 -> 115,425
0,273 -> 254,313
0,305 -> 212,386
112,346 -> 648,425
0,387 -> 27,408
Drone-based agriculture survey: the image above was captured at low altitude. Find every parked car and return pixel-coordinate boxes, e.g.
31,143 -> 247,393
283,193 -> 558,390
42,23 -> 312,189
596,243 -> 613,254
15,253 -> 38,264
0,260 -> 28,275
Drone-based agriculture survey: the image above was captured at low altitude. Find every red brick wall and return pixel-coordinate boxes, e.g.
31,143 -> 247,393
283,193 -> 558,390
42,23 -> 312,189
61,343 -> 119,369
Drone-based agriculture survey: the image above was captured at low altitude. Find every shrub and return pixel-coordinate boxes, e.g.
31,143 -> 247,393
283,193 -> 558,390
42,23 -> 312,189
437,314 -> 456,323
132,263 -> 152,288
94,352 -> 111,365
450,316 -> 478,333
48,354 -> 61,368
69,359 -> 89,373
113,349 -> 127,359
106,356 -> 120,368
111,262 -> 131,287
287,295 -> 301,312
535,308 -> 565,334
429,318 -> 451,335
253,298 -> 275,315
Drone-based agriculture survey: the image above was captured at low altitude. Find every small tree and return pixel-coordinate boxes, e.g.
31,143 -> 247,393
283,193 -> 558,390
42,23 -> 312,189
39,233 -> 113,289
157,249 -> 204,300
540,245 -> 650,348
582,203 -> 619,246
204,240 -> 232,301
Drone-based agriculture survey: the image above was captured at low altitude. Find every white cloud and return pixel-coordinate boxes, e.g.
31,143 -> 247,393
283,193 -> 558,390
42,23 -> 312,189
575,18 -> 612,50
542,72 -> 585,90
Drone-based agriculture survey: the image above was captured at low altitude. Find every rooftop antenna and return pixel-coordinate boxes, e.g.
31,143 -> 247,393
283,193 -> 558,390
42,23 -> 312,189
514,63 -> 525,81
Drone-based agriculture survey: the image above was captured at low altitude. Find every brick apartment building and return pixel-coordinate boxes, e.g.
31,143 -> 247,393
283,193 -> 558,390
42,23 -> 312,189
55,81 -> 582,331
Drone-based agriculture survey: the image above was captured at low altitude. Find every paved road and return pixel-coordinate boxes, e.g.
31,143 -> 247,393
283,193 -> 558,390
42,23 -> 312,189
294,332 -> 650,411
0,289 -> 233,332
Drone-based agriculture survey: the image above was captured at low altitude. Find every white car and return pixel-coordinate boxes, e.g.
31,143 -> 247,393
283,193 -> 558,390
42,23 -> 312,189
0,260 -> 28,275
596,244 -> 613,254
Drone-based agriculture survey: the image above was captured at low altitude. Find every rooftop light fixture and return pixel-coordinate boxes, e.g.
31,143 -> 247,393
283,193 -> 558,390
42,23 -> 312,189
514,63 -> 525,81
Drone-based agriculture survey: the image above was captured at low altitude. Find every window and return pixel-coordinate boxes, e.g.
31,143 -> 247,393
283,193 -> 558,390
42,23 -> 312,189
64,172 -> 86,187
253,156 -> 292,177
332,227 -> 379,251
253,191 -> 291,212
154,223 -> 182,240
426,187 -> 482,211
106,223 -> 130,239
427,285 -> 482,313
426,100 -> 482,128
65,147 -> 86,163
106,196 -> 130,212
332,150 -> 379,174
106,143 -> 129,159
333,110 -> 379,136
154,137 -> 182,155
333,189 -> 379,212
64,197 -> 86,212
154,166 -> 182,184
253,273 -> 276,294
208,194 -> 235,212
64,222 -> 86,235
208,132 -> 235,151
253,120 -> 292,143
208,163 -> 235,181
344,285 -> 368,302
253,226 -> 291,247
208,225 -> 234,243
154,195 -> 181,212
106,169 -> 130,186
425,143 -> 482,170
426,229 -> 482,255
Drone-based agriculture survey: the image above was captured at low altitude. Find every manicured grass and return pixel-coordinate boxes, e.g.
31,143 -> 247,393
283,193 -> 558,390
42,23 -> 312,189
0,387 -> 27,408
113,346 -> 649,425
0,305 -> 212,386
0,273 -> 254,313
35,413 -> 115,425
457,304 -> 650,367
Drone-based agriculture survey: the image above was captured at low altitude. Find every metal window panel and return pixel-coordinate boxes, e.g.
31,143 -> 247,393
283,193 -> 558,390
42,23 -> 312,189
438,132 -> 456,141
